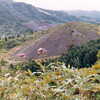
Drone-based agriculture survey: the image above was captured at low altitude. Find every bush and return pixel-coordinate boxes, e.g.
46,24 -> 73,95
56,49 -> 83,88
20,60 -> 41,72
59,39 -> 100,68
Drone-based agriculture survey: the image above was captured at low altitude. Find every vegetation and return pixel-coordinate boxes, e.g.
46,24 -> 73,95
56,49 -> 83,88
0,60 -> 100,100
0,10 -> 100,99
59,39 -> 100,68
0,1 -> 100,100
0,0 -> 100,37
96,50 -> 100,64
0,30 -> 48,51
0,0 -> 79,37
0,40 -> 100,100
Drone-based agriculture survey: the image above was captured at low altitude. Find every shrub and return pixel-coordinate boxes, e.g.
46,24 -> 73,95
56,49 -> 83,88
20,60 -> 42,72
59,39 -> 100,68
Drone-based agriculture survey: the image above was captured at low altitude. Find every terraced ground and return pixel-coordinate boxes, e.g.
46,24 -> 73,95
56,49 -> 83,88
9,22 -> 100,60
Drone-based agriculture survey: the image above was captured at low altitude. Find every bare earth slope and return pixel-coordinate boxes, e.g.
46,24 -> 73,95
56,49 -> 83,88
11,22 -> 100,60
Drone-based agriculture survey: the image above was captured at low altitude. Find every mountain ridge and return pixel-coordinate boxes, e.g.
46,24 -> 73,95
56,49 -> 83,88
0,1 -> 78,36
1,1 -> 100,37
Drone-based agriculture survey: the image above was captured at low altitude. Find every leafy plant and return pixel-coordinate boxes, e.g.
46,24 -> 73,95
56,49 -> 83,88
0,62 -> 100,100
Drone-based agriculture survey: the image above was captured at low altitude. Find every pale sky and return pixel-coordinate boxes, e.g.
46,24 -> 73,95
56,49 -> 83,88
14,0 -> 100,11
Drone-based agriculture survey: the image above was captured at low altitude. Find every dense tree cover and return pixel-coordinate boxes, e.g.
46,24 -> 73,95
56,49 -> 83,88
59,39 -> 100,68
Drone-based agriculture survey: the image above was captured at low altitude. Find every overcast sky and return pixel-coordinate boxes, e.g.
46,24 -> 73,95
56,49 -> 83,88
15,0 -> 100,11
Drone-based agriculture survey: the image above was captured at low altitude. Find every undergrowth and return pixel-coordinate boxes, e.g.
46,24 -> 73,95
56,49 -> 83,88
0,61 -> 100,100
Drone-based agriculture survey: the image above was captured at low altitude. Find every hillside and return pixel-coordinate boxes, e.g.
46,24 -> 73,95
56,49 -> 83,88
1,0 -> 100,37
0,0 -> 78,37
11,22 -> 100,60
0,1 -> 100,100
0,0 -> 31,36
68,10 -> 100,19
67,10 -> 100,23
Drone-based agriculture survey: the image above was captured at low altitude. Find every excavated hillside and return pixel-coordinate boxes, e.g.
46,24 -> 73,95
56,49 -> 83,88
11,22 -> 100,60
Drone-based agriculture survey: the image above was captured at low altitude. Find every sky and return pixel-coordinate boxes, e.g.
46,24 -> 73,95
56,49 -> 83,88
14,0 -> 100,11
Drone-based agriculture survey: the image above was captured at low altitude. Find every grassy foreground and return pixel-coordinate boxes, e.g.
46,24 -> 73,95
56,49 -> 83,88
0,62 -> 100,100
